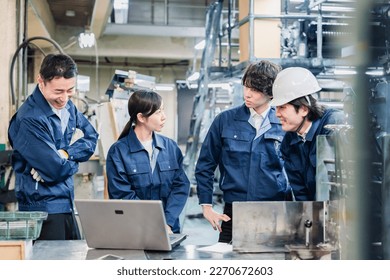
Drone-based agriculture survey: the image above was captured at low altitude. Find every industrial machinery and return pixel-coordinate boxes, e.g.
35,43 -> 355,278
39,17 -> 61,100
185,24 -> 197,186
184,0 -> 390,259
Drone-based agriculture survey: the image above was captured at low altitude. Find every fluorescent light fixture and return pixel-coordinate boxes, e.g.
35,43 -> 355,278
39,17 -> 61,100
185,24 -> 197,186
334,68 -> 356,75
320,6 -> 355,13
65,10 -> 76,17
365,69 -> 384,76
155,84 -> 175,91
194,40 -> 206,50
187,72 -> 200,82
78,32 -> 96,48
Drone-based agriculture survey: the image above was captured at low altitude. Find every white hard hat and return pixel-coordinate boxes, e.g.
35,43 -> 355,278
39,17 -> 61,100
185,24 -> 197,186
271,67 -> 321,106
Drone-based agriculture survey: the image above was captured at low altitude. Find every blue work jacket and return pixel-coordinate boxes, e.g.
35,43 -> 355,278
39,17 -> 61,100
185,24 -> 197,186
281,108 -> 345,201
195,105 -> 288,204
106,128 -> 190,233
8,85 -> 99,213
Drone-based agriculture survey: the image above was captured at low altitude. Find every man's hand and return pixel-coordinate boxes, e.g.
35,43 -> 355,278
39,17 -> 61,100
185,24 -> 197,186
202,205 -> 231,232
30,168 -> 44,182
58,149 -> 69,159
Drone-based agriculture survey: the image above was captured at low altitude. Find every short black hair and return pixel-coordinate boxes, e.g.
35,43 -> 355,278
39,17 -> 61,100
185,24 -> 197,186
289,95 -> 325,121
242,60 -> 282,97
39,54 -> 78,82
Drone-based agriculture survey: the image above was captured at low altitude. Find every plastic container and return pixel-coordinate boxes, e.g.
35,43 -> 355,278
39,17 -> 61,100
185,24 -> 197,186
0,211 -> 48,240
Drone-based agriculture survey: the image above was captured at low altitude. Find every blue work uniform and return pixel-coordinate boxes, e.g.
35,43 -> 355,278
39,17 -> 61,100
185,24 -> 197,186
195,105 -> 288,205
281,108 -> 345,201
106,127 -> 190,233
8,85 -> 99,214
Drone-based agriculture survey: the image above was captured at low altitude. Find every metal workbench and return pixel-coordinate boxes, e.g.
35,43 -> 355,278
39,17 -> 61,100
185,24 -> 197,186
29,240 -> 286,260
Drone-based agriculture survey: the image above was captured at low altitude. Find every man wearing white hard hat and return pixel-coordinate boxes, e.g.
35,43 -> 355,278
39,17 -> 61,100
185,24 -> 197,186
272,67 -> 345,201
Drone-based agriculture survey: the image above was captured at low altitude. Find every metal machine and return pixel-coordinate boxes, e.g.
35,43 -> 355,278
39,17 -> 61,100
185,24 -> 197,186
183,0 -> 390,259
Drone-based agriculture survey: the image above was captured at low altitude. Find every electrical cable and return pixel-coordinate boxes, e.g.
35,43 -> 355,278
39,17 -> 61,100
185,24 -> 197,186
9,36 -> 64,108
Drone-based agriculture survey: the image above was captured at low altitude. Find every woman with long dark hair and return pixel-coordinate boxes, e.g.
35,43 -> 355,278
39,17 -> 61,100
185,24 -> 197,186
106,90 -> 190,233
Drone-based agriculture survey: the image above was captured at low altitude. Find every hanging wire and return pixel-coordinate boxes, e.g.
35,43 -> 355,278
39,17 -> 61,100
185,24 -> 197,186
9,36 -> 64,109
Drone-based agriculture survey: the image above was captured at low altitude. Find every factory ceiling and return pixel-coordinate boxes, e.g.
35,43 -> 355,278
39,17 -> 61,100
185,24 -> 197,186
47,0 -> 95,28
26,0 -> 218,62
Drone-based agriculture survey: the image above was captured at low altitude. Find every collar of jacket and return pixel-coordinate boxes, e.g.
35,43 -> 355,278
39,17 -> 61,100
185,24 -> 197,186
32,84 -> 70,118
234,104 -> 281,125
289,109 -> 334,145
126,126 -> 166,153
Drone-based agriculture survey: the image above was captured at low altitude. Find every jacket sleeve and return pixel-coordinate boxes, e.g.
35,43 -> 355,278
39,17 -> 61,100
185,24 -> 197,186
65,110 -> 99,162
9,118 -> 79,185
106,144 -> 139,200
195,115 -> 222,204
164,144 -> 190,227
280,139 -> 309,201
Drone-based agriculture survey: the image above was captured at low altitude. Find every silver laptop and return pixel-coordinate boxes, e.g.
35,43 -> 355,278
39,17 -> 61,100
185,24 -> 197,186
74,199 -> 187,251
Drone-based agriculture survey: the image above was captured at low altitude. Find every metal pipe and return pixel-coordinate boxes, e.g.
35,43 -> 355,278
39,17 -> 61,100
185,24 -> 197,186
183,0 -> 223,181
310,0 -> 328,9
237,13 -> 352,27
164,0 -> 168,25
227,0 -> 232,70
249,0 -> 254,61
317,14 -> 323,59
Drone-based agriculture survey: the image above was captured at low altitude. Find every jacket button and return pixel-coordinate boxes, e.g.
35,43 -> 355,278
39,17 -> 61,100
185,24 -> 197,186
133,169 -> 137,172
234,135 -> 237,138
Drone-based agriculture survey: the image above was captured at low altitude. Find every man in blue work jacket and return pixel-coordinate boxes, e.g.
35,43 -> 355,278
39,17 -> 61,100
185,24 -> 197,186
8,54 -> 99,240
195,61 -> 288,243
272,67 -> 345,201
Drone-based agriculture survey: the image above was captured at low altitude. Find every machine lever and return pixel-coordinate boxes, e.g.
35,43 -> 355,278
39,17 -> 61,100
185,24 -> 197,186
304,219 -> 313,247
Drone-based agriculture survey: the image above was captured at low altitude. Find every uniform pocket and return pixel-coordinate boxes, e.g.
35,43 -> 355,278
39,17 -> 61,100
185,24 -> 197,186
126,163 -> 152,198
221,129 -> 252,152
221,129 -> 252,166
261,133 -> 284,169
157,160 -> 179,197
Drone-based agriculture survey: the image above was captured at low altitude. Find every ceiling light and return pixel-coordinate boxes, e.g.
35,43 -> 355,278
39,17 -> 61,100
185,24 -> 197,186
365,69 -> 384,76
65,10 -> 76,17
333,68 -> 356,75
78,32 -> 95,48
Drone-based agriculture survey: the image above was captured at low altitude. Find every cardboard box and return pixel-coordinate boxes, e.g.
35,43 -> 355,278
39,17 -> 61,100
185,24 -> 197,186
0,240 -> 32,260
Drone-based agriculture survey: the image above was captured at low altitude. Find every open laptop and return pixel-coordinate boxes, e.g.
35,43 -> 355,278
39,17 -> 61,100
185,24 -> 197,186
74,199 -> 187,251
